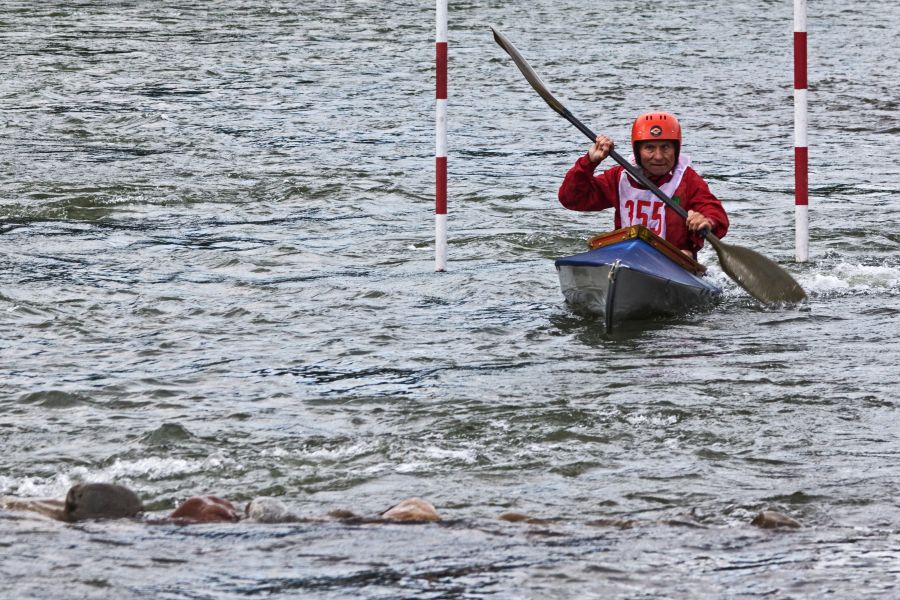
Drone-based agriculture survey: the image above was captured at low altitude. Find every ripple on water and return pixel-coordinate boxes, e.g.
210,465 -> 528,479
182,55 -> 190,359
18,390 -> 91,408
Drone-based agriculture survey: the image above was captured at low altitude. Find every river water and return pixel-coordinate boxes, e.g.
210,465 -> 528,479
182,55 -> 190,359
1,1 -> 898,598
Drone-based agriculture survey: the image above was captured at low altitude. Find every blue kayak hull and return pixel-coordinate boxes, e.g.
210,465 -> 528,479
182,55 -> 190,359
555,235 -> 721,330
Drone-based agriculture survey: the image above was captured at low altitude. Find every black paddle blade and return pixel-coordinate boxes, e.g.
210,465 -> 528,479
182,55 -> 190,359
708,236 -> 807,304
491,27 -> 567,117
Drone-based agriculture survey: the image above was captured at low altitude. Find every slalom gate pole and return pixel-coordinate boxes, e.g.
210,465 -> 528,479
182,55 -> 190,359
435,0 -> 448,271
794,0 -> 809,262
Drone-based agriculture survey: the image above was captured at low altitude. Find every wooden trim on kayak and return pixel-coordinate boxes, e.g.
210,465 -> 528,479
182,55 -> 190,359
586,225 -> 708,275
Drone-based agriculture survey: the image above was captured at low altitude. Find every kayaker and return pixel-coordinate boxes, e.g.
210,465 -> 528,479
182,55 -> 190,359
558,111 -> 729,258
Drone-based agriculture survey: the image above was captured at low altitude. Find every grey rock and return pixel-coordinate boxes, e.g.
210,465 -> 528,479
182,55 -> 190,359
64,483 -> 143,521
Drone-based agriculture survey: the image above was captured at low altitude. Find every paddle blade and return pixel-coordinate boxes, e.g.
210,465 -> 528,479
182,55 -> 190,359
491,27 -> 567,117
707,236 -> 807,304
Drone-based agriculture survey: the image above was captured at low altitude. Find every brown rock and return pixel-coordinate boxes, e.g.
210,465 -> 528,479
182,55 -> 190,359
498,512 -> 531,523
381,497 -> 440,522
751,510 -> 801,529
498,512 -> 552,525
327,509 -> 359,521
169,496 -> 241,523
0,497 -> 67,521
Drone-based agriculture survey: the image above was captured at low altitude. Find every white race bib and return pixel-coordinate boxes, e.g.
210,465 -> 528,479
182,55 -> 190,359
618,155 -> 691,239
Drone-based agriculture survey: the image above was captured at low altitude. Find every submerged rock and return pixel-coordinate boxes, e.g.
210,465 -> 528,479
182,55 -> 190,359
498,512 -> 532,523
660,518 -> 708,529
327,509 -> 359,521
169,496 -> 241,523
586,517 -> 638,529
381,497 -> 440,522
751,510 -> 802,529
498,512 -> 553,525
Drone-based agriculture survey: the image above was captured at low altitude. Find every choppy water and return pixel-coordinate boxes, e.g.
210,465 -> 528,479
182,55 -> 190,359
2,1 -> 899,598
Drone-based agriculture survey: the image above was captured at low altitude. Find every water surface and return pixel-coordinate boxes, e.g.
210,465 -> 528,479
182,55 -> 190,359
2,1 -> 899,598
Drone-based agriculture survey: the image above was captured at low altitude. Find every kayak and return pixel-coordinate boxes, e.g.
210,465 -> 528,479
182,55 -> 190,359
555,225 -> 721,330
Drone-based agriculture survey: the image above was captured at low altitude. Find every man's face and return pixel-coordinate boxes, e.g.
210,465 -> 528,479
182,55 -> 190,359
639,140 -> 676,177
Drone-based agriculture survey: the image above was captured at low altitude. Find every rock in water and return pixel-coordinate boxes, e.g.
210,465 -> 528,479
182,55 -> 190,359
497,512 -> 533,523
1,497 -> 67,521
245,497 -> 299,523
327,509 -> 359,521
498,512 -> 553,525
169,496 -> 241,523
586,517 -> 637,529
64,483 -> 143,521
381,497 -> 440,522
751,510 -> 801,529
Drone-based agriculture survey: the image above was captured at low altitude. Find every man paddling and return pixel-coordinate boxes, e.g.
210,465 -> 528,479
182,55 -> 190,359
558,111 -> 728,258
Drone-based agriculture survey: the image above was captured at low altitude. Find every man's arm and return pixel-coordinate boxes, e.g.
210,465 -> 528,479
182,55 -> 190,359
558,154 -> 619,211
683,169 -> 729,239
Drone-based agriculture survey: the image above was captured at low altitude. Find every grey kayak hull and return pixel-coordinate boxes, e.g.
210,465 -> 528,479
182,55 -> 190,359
557,260 -> 720,330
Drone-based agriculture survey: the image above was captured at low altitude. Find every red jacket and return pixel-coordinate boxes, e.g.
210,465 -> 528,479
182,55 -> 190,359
558,154 -> 729,255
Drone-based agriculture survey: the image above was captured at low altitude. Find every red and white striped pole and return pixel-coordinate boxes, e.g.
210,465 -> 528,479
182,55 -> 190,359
794,0 -> 809,262
435,0 -> 448,271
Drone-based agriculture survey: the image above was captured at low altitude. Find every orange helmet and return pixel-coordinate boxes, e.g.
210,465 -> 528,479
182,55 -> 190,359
631,112 -> 681,165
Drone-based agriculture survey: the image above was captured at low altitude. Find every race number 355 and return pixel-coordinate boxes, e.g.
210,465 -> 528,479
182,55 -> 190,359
623,198 -> 665,235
